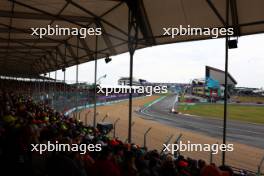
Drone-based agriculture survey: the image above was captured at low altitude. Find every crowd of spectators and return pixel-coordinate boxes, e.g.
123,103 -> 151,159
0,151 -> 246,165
0,78 -> 73,94
0,90 -> 252,176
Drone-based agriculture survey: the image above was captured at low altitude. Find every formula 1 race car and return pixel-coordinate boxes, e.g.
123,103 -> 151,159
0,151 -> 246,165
170,108 -> 179,114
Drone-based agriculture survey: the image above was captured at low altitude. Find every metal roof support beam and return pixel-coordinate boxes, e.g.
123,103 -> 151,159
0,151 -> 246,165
0,51 -> 37,57
67,0 -> 128,37
0,21 -> 124,59
44,55 -> 54,70
60,1 -> 125,58
29,65 -> 39,77
230,0 -> 240,36
0,24 -> 116,64
125,0 -> 155,46
56,46 -> 68,68
39,57 -> 50,72
78,37 -> 93,61
67,43 -> 79,64
96,21 -> 117,55
36,63 -> 45,74
9,0 -> 126,44
0,27 -> 27,33
0,38 -> 59,43
31,56 -> 47,74
0,35 -> 77,68
48,52 -> 59,68
0,23 -> 89,51
0,57 -> 32,64
206,0 -> 227,26
0,70 -> 33,77
0,46 -> 55,50
0,51 -> 47,55
0,54 -> 38,59
30,59 -> 43,74
41,62 -> 48,74
0,10 -> 94,22
0,36 -> 56,61
7,1 -> 15,55
43,56 -> 52,71
2,48 -> 59,73
93,41 -> 128,55
239,20 -> 264,27
9,0 -> 88,29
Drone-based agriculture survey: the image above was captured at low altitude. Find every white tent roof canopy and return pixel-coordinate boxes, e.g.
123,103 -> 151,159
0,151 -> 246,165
0,0 -> 264,77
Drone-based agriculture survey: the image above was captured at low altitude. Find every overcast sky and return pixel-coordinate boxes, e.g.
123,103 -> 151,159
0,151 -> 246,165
50,33 -> 264,88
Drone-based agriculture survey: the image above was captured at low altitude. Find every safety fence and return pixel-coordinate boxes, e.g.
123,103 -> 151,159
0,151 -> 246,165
65,105 -> 264,176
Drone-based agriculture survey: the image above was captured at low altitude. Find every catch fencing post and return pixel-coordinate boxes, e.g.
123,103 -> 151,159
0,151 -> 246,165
75,37 -> 79,118
125,121 -> 135,143
113,118 -> 120,138
102,113 -> 109,122
210,142 -> 218,164
85,110 -> 90,126
73,110 -> 77,120
48,72 -> 50,102
85,112 -> 88,126
173,133 -> 183,158
143,127 -> 152,148
161,134 -> 174,154
210,149 -> 213,164
257,156 -> 264,176
93,28 -> 99,129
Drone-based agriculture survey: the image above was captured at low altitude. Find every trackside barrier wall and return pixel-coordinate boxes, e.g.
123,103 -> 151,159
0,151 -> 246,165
64,98 -> 130,116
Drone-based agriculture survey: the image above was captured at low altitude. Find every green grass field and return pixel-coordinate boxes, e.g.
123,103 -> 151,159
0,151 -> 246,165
231,96 -> 264,103
178,103 -> 264,124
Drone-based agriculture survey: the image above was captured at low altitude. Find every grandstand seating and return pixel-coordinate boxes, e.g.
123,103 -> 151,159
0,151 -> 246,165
0,81 -> 253,176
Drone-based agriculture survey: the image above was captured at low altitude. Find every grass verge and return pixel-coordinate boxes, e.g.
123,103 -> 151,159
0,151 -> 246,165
179,103 -> 264,124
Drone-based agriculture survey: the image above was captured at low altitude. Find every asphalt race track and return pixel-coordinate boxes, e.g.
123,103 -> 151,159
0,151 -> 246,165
138,95 -> 264,149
